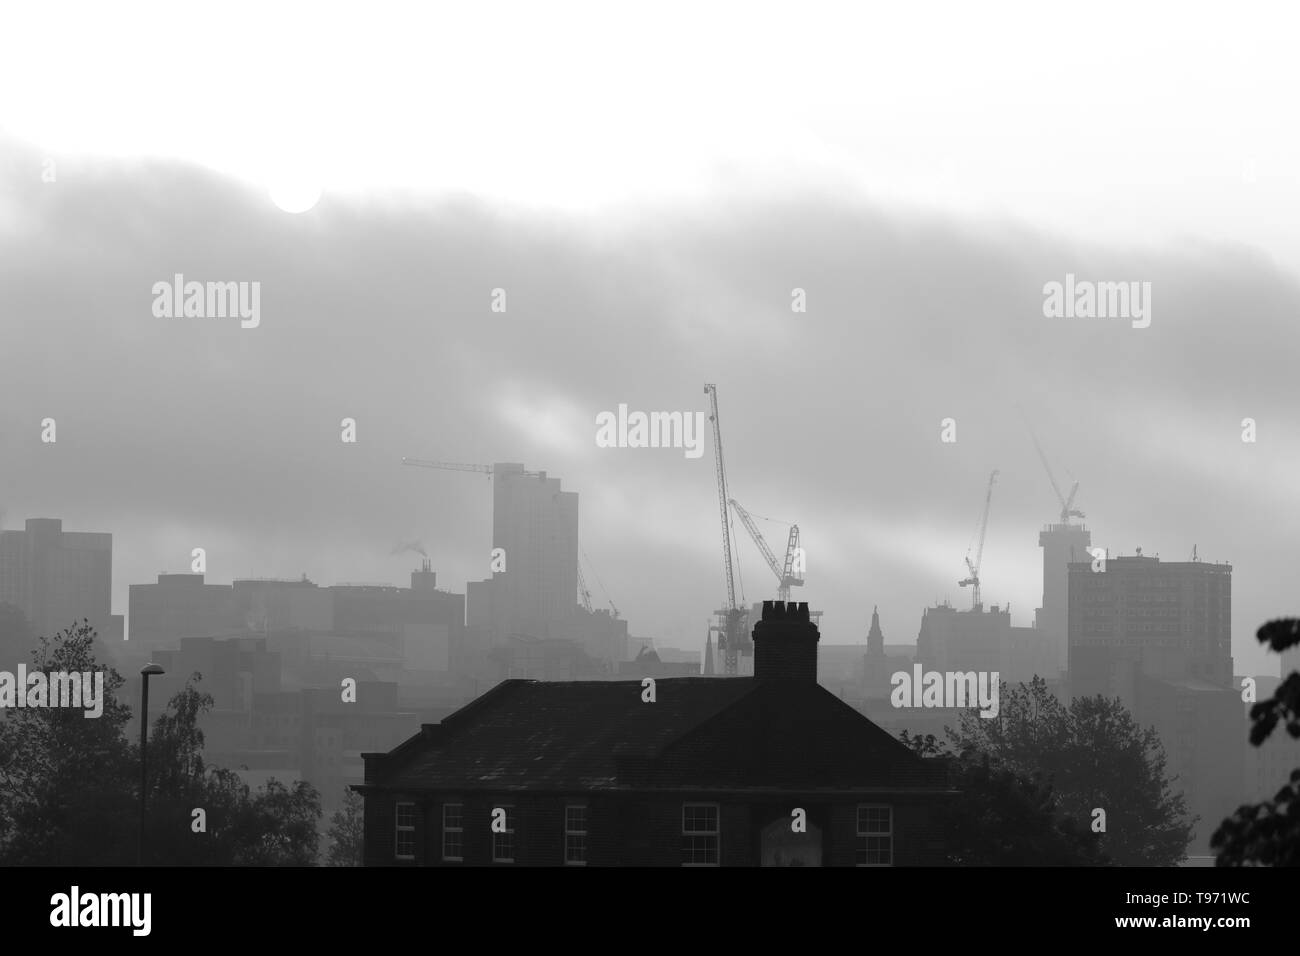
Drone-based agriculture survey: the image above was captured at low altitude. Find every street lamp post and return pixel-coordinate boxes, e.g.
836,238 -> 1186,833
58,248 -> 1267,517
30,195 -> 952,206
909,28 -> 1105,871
138,663 -> 165,866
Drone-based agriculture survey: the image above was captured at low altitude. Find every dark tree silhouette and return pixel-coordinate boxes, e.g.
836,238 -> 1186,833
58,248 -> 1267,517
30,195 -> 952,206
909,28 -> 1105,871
0,620 -> 135,865
939,677 -> 1193,865
900,730 -> 1106,865
144,675 -> 321,865
0,623 -> 320,865
1213,618 -> 1300,866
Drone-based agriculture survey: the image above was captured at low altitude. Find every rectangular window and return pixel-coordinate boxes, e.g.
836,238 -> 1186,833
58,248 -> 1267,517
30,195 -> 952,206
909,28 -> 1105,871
856,805 -> 892,866
395,802 -> 416,860
442,803 -> 464,861
681,803 -> 719,866
565,805 -> 588,865
492,806 -> 515,863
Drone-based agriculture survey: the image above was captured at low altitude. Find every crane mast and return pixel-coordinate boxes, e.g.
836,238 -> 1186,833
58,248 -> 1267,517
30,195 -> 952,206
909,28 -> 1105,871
704,384 -> 743,674
958,469 -> 998,609
781,525 -> 801,587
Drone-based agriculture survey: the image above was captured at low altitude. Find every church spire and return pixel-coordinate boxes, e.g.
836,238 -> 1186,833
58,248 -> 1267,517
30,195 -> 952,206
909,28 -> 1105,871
866,605 -> 884,656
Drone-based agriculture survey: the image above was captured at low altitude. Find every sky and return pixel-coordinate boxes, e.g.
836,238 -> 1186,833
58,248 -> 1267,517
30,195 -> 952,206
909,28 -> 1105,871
1,1 -> 1298,675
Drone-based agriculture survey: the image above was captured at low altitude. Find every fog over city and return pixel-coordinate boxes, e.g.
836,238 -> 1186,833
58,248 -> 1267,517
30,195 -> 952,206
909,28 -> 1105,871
2,129 -> 1298,674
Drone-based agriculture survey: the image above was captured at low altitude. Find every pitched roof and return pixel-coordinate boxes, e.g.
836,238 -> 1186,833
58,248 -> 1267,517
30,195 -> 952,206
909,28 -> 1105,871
367,677 -> 945,793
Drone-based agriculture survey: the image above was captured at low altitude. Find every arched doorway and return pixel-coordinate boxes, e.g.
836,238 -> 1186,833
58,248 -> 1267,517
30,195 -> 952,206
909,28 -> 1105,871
760,815 -> 823,866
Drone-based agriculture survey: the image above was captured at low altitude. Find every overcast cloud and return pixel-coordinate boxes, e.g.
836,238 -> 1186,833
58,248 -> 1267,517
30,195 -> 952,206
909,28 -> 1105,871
1,132 -> 1297,675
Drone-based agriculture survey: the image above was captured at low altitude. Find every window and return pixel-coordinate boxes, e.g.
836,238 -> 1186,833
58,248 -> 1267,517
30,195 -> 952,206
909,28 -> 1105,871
856,805 -> 892,866
565,805 -> 588,865
492,806 -> 515,862
442,803 -> 464,861
681,803 -> 719,866
395,802 -> 416,860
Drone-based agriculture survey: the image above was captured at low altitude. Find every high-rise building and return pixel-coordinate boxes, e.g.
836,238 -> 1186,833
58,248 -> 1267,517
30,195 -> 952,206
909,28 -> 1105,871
467,463 -> 580,641
492,463 -> 579,635
1036,522 -> 1091,676
0,517 -> 113,642
1068,552 -> 1240,850
1069,553 -> 1233,699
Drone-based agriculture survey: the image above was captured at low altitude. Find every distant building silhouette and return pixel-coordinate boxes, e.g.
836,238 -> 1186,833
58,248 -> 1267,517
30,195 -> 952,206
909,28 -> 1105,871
914,601 -> 1049,686
357,600 -> 953,866
616,642 -> 699,678
1037,521 -> 1091,676
1068,552 -> 1241,850
1239,673 -> 1300,805
0,517 -> 120,644
464,464 -> 627,670
860,605 -> 893,699
467,464 -> 578,639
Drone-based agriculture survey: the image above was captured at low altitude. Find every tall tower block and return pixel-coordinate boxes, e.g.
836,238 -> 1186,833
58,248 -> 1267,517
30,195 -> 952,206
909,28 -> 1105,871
490,463 -> 579,637
1036,522 -> 1091,675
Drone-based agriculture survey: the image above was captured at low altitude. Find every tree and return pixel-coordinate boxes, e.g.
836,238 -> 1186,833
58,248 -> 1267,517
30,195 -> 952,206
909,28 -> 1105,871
325,788 -> 365,866
143,675 -> 322,866
1213,618 -> 1300,865
0,619 -> 137,865
900,730 -> 1106,865
944,677 -> 1194,865
0,622 -> 322,865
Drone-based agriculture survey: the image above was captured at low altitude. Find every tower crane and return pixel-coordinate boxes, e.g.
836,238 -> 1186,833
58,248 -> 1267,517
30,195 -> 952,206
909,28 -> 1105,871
580,548 -> 620,619
401,458 -> 543,479
729,498 -> 804,602
1027,432 -> 1084,525
576,563 -> 594,613
704,384 -> 744,675
958,469 -> 999,610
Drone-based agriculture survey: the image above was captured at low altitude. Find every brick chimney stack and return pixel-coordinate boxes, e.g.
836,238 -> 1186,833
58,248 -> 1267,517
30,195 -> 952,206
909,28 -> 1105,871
753,600 -> 820,681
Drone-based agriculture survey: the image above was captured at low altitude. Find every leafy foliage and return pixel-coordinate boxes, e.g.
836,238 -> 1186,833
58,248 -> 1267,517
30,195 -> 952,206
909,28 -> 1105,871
324,787 -> 365,866
0,621 -> 321,865
900,730 -> 1106,865
1213,618 -> 1300,866
0,620 -> 135,865
903,676 -> 1194,865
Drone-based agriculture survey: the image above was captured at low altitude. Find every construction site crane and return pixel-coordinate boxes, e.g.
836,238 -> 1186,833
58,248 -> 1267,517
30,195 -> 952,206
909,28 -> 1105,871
1027,431 -> 1084,525
704,384 -> 744,675
576,563 -> 594,613
580,548 -> 620,619
401,458 -> 543,479
729,498 -> 804,602
958,469 -> 998,610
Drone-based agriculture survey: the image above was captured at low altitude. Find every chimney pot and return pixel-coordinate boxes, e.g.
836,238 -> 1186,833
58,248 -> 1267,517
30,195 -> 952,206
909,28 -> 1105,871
753,601 -> 820,681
